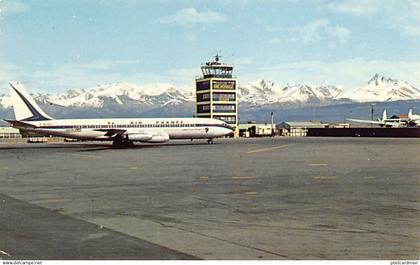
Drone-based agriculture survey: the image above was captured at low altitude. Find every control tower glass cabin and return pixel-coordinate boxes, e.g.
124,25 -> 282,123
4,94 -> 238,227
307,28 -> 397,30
195,55 -> 238,127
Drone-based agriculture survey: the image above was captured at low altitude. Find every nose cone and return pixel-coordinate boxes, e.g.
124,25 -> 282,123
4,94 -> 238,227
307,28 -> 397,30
223,123 -> 235,137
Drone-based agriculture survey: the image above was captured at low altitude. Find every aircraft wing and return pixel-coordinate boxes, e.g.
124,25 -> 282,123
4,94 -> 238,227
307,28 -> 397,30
385,118 -> 408,122
93,128 -> 126,137
347,118 -> 385,125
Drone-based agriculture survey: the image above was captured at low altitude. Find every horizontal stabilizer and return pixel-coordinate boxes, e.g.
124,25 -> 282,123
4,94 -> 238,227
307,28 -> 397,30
4,119 -> 37,128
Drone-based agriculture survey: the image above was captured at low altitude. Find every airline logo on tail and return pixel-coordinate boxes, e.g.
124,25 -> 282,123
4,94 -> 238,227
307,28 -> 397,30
9,81 -> 53,121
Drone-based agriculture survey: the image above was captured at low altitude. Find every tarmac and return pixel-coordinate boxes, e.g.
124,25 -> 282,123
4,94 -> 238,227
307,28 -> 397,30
0,137 -> 419,260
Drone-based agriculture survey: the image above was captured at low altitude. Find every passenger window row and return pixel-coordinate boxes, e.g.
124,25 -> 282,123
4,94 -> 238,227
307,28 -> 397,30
73,123 -> 196,129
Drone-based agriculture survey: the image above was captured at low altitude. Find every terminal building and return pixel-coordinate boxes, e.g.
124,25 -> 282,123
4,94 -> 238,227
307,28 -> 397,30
195,55 -> 238,135
238,122 -> 276,137
277,121 -> 328,137
0,126 -> 67,143
0,126 -> 21,139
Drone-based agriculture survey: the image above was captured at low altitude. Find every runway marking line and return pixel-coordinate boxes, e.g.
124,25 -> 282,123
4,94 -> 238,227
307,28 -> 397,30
365,176 -> 376,179
129,167 -> 137,170
71,154 -> 101,159
309,163 -> 328,166
313,176 -> 337,180
232,176 -> 256,180
245,191 -> 258,195
0,249 -> 11,257
199,176 -> 209,180
246,144 -> 289,154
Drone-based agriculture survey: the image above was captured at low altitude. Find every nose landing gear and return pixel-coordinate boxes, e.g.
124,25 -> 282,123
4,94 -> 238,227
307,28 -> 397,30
207,138 -> 214,144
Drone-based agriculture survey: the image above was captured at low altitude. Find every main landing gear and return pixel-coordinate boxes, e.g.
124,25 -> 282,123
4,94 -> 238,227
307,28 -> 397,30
112,135 -> 134,148
207,138 -> 214,144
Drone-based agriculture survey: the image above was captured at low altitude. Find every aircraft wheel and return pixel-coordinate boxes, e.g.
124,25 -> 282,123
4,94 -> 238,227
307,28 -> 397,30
207,139 -> 214,144
113,139 -> 134,148
112,141 -> 122,148
112,135 -> 124,148
125,141 -> 134,147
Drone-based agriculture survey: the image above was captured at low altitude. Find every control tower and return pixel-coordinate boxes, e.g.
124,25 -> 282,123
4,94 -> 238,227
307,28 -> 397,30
195,54 -> 238,133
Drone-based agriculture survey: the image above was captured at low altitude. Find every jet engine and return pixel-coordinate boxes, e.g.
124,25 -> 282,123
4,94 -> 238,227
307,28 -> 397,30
148,133 -> 170,143
126,133 -> 152,142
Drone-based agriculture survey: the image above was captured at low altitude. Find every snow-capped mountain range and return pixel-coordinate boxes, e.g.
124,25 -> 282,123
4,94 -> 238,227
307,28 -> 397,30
31,82 -> 194,109
240,74 -> 419,106
0,74 -> 419,110
239,80 -> 344,105
337,74 -> 420,102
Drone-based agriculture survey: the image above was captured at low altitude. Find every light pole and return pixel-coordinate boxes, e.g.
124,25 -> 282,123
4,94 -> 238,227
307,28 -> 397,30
370,103 -> 375,127
270,112 -> 274,136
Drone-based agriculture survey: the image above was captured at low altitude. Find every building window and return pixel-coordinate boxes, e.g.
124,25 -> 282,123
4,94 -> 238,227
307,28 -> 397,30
196,81 -> 210,91
213,93 -> 236,101
212,104 -> 236,113
197,93 -> 210,102
197,104 -> 211,113
214,116 -> 236,124
212,81 -> 235,90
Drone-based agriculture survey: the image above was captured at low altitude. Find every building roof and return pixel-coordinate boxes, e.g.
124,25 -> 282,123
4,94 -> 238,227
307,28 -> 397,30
277,121 -> 328,128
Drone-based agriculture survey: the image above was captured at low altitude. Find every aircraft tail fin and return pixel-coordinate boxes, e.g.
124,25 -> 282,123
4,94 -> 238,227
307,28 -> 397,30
9,81 -> 53,121
382,109 -> 387,121
408,109 -> 413,119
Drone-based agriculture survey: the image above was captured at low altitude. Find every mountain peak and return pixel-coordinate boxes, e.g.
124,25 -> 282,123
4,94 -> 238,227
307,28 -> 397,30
367,73 -> 399,86
337,74 -> 419,102
368,73 -> 380,84
259,79 -> 275,89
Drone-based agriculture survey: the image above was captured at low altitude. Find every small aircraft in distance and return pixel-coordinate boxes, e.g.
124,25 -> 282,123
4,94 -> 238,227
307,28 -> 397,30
407,109 -> 420,126
5,81 -> 234,147
347,109 -> 420,127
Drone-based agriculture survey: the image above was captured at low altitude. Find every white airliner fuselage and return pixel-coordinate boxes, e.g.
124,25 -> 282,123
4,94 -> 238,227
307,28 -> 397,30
6,82 -> 234,146
14,117 -> 233,141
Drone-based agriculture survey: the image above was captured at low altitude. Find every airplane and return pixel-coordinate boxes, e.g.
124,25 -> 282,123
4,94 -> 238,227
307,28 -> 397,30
347,109 -> 419,127
5,81 -> 234,147
407,109 -> 420,126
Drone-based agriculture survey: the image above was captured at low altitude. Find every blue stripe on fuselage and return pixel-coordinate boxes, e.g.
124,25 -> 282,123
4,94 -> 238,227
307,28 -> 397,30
37,123 -> 233,130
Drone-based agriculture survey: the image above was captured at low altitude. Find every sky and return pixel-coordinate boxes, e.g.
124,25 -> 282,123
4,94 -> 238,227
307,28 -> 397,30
0,0 -> 419,94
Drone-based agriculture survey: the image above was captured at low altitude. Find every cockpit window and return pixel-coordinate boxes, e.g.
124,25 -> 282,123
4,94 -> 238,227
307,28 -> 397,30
222,122 -> 234,130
